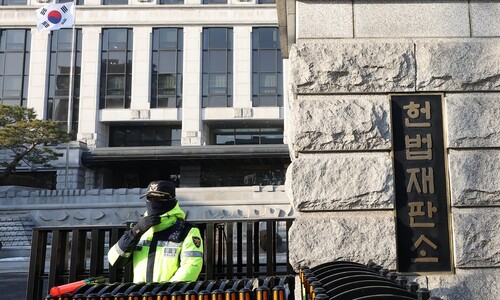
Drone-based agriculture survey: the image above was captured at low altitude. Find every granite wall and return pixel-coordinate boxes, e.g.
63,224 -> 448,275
279,1 -> 500,299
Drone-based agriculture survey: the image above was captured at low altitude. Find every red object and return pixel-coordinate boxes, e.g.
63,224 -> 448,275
50,277 -> 105,296
49,280 -> 86,296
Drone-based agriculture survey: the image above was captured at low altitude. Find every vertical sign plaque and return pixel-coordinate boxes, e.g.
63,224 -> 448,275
391,94 -> 452,273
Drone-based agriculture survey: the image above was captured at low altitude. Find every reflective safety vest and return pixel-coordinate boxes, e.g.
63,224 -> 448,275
108,206 -> 203,283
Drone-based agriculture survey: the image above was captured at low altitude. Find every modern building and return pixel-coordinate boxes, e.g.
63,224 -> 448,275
0,0 -> 290,190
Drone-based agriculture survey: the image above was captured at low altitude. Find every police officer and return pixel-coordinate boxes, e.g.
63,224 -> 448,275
108,180 -> 203,283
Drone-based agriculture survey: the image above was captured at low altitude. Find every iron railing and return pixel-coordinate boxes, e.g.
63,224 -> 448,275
27,218 -> 295,300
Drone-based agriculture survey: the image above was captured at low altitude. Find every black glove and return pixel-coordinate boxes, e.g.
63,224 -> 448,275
132,215 -> 161,237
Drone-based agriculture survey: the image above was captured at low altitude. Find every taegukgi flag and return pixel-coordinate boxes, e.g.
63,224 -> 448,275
35,2 -> 75,31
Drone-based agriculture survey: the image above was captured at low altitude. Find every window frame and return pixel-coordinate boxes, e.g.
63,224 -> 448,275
212,127 -> 284,145
151,28 -> 183,108
202,0 -> 227,4
0,0 -> 27,5
99,28 -> 133,109
157,0 -> 183,4
202,27 -> 233,108
251,27 -> 283,108
109,125 -> 182,147
0,29 -> 30,107
46,28 -> 82,136
102,0 -> 128,5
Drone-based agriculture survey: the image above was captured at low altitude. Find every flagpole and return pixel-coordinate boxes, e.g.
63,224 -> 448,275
65,1 -> 76,189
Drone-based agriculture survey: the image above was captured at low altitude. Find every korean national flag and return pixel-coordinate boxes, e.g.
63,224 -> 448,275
35,2 -> 75,31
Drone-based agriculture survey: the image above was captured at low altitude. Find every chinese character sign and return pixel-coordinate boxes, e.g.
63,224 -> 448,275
391,94 -> 452,273
35,2 -> 75,32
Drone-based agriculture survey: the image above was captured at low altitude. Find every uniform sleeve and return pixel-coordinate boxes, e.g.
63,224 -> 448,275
108,229 -> 139,269
169,227 -> 204,282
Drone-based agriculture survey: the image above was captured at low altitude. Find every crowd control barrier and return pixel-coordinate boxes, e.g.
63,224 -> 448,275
299,261 -> 443,300
43,276 -> 295,300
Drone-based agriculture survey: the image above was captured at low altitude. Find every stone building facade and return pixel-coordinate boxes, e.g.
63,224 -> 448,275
278,1 -> 499,299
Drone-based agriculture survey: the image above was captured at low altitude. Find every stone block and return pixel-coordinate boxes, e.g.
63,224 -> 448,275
446,93 -> 500,148
140,110 -> 150,119
288,211 -> 397,270
131,110 -> 140,119
290,40 -> 415,94
88,189 -> 99,195
413,268 -> 500,300
354,1 -> 469,37
286,153 -> 394,211
290,95 -> 391,151
297,0 -> 353,39
448,150 -> 500,207
470,1 -> 500,37
416,39 -> 500,91
452,208 -> 500,268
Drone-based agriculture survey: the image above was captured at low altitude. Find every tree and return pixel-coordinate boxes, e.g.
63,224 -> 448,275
0,105 -> 71,178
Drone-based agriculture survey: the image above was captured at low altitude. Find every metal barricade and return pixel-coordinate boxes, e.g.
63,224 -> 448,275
299,261 -> 442,300
42,276 -> 295,300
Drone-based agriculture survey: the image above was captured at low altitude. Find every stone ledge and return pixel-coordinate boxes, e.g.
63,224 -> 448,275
0,186 -> 293,226
0,185 -> 282,199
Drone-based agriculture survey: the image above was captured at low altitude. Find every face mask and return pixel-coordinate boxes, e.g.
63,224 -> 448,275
146,199 -> 177,216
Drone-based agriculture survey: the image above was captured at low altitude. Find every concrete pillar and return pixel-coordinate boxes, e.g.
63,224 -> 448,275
182,26 -> 203,146
77,27 -> 103,148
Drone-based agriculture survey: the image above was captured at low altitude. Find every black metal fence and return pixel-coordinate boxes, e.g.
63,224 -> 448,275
27,218 -> 294,300
299,261 -> 442,300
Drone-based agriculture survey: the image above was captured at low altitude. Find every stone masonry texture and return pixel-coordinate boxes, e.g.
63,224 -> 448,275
446,93 -> 500,148
285,153 -> 394,211
288,211 -> 397,271
286,2 -> 500,299
452,208 -> 500,268
290,40 -> 416,94
414,268 -> 500,300
290,95 -> 392,152
416,39 -> 500,91
448,150 -> 500,207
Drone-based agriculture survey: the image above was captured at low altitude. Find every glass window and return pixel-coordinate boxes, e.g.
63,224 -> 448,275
203,0 -> 227,4
58,0 -> 84,4
109,125 -> 181,147
201,164 -> 286,187
252,27 -> 283,107
158,0 -> 183,4
257,0 -> 275,3
151,28 -> 183,108
102,0 -> 127,4
212,127 -> 283,145
0,29 -> 30,106
1,0 -> 27,5
100,28 -> 133,109
202,28 -> 232,108
158,51 -> 177,73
